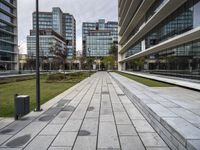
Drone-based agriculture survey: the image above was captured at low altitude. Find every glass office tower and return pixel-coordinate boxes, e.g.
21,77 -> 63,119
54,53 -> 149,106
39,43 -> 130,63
27,29 -> 67,57
118,0 -> 200,79
86,31 -> 113,57
63,14 -> 76,59
28,7 -> 76,59
0,0 -> 18,70
82,19 -> 118,57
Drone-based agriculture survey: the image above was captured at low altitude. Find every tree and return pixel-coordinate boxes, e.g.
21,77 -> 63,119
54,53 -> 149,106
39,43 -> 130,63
86,57 -> 94,70
78,56 -> 86,70
109,43 -> 118,60
26,54 -> 36,71
102,56 -> 115,70
132,57 -> 145,71
49,42 -> 67,72
109,43 -> 118,69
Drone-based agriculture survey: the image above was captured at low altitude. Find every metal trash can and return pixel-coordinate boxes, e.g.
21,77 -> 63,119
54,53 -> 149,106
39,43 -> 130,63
14,94 -> 30,120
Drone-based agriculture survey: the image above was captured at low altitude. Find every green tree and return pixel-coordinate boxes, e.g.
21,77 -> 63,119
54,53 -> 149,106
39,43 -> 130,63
109,43 -> 118,60
109,43 -> 118,69
132,57 -> 145,71
26,54 -> 36,71
49,42 -> 67,72
102,56 -> 115,70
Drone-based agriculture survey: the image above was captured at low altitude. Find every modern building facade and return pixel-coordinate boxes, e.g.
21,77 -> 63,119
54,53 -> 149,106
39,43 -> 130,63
0,0 -> 18,70
118,0 -> 200,79
82,19 -> 118,57
28,7 -> 76,59
27,29 -> 67,57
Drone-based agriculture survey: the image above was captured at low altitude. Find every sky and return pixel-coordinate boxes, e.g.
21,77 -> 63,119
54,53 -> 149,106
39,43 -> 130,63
18,0 -> 118,54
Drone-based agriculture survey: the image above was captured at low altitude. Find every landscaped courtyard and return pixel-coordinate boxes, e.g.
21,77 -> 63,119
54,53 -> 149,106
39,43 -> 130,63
0,72 -> 200,149
0,72 -> 92,117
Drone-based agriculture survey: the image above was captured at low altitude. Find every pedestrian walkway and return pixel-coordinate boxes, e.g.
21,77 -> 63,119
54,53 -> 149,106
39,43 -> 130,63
121,71 -> 200,91
111,72 -> 200,150
0,72 -> 169,150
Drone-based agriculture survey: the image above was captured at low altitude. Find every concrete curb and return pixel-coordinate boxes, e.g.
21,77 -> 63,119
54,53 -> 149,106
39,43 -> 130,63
110,72 -> 200,150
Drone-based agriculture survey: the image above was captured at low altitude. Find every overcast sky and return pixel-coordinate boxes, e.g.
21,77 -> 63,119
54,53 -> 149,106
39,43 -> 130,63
18,0 -> 118,54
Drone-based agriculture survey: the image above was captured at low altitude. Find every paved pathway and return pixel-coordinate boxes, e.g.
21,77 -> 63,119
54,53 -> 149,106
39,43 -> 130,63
121,71 -> 200,91
0,72 -> 169,150
111,72 -> 200,150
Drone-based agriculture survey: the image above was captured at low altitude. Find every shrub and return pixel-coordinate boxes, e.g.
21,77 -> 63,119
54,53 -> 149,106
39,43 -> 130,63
46,73 -> 66,82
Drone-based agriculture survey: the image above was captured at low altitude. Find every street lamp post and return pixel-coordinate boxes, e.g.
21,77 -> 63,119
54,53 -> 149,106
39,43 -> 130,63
35,0 -> 41,111
88,48 -> 91,76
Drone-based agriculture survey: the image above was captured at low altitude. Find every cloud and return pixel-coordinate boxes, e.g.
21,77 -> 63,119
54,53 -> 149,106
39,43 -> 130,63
18,40 -> 27,54
18,0 -> 118,53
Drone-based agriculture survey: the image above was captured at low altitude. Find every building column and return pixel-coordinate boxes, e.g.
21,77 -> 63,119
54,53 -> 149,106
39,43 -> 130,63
118,39 -> 126,71
118,52 -> 126,71
118,62 -> 125,71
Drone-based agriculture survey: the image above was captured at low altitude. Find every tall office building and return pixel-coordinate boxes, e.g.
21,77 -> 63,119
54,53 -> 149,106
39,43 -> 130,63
27,7 -> 76,59
82,19 -> 118,57
27,29 -> 67,58
118,0 -> 200,79
0,0 -> 18,70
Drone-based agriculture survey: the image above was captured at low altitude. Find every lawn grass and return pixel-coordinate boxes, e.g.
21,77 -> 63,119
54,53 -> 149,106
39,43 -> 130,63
0,72 -> 92,117
116,72 -> 174,87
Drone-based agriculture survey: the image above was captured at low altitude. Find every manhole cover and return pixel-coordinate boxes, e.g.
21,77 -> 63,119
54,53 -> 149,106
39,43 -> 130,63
6,134 -> 31,147
0,129 -> 14,134
87,107 -> 95,111
78,130 -> 91,136
62,105 -> 75,112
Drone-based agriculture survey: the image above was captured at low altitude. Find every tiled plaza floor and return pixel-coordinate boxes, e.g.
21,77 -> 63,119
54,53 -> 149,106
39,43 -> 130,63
0,72 -> 170,150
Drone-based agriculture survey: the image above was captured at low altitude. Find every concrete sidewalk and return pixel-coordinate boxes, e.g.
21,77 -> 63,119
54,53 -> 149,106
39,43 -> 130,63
111,72 -> 200,150
0,72 -> 169,150
121,71 -> 200,91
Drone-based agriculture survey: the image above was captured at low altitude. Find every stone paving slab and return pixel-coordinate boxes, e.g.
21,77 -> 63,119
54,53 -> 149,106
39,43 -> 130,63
51,132 -> 77,147
24,135 -> 55,150
139,132 -> 167,148
73,136 -> 97,150
62,119 -> 82,132
0,119 -> 14,130
161,118 -> 200,146
39,124 -> 63,136
98,122 -> 120,149
0,72 -> 170,150
48,147 -> 71,150
117,124 -> 137,136
120,136 -> 145,150
111,72 -> 200,150
2,121 -> 47,148
121,71 -> 200,91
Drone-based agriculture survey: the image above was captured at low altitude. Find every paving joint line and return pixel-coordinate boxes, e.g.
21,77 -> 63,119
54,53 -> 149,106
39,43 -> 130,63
71,74 -> 101,150
46,74 -> 98,150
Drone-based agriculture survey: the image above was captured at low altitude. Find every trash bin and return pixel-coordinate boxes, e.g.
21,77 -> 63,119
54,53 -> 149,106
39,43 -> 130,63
14,94 -> 30,120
